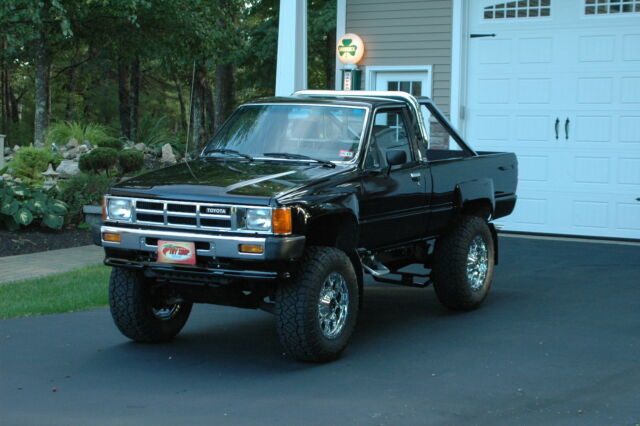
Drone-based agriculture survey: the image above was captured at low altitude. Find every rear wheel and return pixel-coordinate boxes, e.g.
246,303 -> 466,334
109,267 -> 192,342
432,215 -> 495,310
275,246 -> 359,362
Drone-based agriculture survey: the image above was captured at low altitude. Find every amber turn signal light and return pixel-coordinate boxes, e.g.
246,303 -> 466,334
239,244 -> 264,254
272,208 -> 292,234
103,233 -> 121,243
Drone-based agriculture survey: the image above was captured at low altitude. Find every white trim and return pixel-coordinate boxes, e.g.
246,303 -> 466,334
364,65 -> 433,95
335,0 -> 346,89
275,0 -> 307,96
450,0 -> 466,131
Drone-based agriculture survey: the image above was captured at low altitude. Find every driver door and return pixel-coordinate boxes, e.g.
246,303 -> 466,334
359,107 -> 430,248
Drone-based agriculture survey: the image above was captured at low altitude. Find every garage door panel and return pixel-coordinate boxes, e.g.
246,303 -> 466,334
574,115 -> 612,143
579,35 -> 616,62
517,79 -> 552,104
519,37 -> 553,63
617,203 -> 640,231
617,158 -> 640,185
619,116 -> 640,143
622,34 -> 640,61
620,77 -> 640,103
467,0 -> 640,239
574,156 -> 610,184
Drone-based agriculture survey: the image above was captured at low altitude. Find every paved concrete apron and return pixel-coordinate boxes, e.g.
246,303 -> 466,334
0,245 -> 103,284
0,237 -> 639,425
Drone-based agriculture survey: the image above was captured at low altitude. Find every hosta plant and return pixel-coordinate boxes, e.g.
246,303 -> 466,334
0,181 -> 69,231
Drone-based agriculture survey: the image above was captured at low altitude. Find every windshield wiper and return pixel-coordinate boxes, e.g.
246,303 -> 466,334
203,148 -> 253,161
262,152 -> 336,168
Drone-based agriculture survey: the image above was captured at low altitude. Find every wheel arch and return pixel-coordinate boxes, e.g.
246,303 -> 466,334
305,211 -> 363,307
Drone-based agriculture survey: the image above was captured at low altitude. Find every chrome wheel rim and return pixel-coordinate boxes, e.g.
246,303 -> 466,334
317,272 -> 349,339
467,235 -> 489,291
152,304 -> 181,320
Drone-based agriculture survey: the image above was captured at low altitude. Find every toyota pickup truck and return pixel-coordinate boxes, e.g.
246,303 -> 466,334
99,90 -> 517,362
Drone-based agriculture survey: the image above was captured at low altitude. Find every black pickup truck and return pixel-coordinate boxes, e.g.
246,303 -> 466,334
99,90 -> 517,362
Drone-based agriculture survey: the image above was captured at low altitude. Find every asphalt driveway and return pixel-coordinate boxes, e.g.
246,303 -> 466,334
1,236 -> 639,425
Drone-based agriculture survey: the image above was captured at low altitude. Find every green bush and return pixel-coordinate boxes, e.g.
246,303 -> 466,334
8,147 -> 61,185
137,115 -> 179,146
0,180 -> 68,230
46,121 -> 116,147
117,150 -> 144,175
95,138 -> 124,150
58,173 -> 114,224
79,148 -> 118,175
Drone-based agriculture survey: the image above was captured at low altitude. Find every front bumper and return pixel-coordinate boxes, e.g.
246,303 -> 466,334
99,225 -> 305,261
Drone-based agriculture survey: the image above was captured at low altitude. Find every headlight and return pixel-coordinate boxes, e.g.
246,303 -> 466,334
107,198 -> 132,221
245,208 -> 271,231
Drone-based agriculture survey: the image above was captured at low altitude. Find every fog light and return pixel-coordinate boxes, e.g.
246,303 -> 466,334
103,233 -> 121,243
239,244 -> 264,254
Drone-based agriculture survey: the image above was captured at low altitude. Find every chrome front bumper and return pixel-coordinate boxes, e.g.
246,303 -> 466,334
99,225 -> 305,261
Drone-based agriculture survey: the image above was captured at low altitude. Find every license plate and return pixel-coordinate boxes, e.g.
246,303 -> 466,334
157,240 -> 196,265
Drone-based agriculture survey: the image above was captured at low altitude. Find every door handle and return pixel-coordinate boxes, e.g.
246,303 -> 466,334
565,118 -> 570,140
410,172 -> 421,181
470,33 -> 496,38
554,118 -> 559,140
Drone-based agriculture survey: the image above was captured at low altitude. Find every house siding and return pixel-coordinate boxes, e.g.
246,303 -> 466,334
346,0 -> 453,115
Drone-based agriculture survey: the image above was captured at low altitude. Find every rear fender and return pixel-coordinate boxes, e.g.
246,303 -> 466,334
456,178 -> 495,218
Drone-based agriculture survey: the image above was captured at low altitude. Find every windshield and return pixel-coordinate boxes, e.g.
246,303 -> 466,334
203,104 -> 367,163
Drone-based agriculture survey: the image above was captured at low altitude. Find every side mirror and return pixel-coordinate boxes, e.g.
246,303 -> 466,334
386,149 -> 406,167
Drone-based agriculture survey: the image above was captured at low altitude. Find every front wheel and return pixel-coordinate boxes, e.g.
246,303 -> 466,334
432,215 -> 495,311
109,267 -> 192,342
275,247 -> 359,362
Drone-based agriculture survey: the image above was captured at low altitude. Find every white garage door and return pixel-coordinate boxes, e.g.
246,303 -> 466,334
465,0 -> 640,239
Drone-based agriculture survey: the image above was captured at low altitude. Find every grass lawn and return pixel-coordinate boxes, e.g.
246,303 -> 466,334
0,265 -> 111,319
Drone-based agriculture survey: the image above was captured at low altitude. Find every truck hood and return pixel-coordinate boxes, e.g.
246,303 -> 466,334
109,159 -> 352,205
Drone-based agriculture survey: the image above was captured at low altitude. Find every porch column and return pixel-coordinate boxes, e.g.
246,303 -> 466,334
275,0 -> 307,96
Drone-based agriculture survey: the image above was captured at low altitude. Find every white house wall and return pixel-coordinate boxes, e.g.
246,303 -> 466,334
346,0 -> 453,115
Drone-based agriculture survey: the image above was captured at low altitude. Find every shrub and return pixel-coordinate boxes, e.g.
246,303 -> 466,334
46,121 -> 116,147
58,174 -> 114,224
96,138 -> 124,150
79,148 -> 118,175
136,115 -> 178,146
117,150 -> 144,175
0,180 -> 68,230
9,147 -> 61,185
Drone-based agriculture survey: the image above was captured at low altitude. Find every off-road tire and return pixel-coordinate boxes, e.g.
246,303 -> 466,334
275,246 -> 359,362
109,267 -> 192,342
432,215 -> 495,311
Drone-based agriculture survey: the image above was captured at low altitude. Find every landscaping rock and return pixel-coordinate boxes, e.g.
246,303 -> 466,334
56,159 -> 80,178
13,145 -> 20,152
77,144 -> 89,154
2,173 -> 12,181
161,143 -> 176,164
83,139 -> 92,148
4,147 -> 10,156
66,138 -> 79,149
63,149 -> 78,160
34,141 -> 45,148
134,143 -> 146,152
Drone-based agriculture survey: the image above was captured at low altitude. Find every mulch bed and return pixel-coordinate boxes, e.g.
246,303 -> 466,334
0,228 -> 94,258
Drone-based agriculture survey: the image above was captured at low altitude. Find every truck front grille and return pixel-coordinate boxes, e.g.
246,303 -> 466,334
132,198 -> 233,231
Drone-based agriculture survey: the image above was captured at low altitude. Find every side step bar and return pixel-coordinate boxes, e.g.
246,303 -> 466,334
361,254 -> 431,288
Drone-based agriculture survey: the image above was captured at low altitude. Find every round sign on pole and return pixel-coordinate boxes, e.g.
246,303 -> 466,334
337,33 -> 365,66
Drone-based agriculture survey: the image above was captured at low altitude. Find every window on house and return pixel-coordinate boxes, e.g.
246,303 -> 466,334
584,0 -> 640,15
483,0 -> 551,19
387,81 -> 423,97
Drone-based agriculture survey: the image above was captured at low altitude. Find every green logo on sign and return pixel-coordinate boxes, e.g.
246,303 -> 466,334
338,39 -> 357,57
